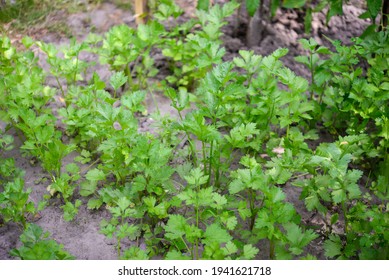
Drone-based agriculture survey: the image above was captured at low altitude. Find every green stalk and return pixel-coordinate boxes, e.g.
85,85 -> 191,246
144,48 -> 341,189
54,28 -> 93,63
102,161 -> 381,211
249,189 -> 257,231
55,76 -> 65,100
148,89 -> 160,115
269,239 -> 275,259
207,140 -> 213,187
124,63 -> 133,90
286,104 -> 291,138
309,50 -> 314,100
177,110 -> 198,166
180,236 -> 192,259
73,54 -> 79,85
341,200 -> 348,234
195,191 -> 200,260
214,144 -> 221,188
202,141 -> 207,174
266,101 -> 275,129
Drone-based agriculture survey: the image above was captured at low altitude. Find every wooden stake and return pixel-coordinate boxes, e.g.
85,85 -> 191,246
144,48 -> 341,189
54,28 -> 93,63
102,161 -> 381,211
135,0 -> 148,25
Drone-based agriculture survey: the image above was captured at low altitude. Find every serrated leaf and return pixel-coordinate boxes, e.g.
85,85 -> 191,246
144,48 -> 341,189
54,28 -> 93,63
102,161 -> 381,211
117,197 -> 131,212
85,168 -> 105,182
184,168 -> 208,186
332,188 -> 346,204
242,244 -> 259,260
143,196 -> 157,208
295,55 -> 310,66
305,194 -> 320,211
229,179 -> 245,194
212,193 -> 227,208
198,187 -> 214,207
87,198 -> 103,210
284,223 -> 318,249
323,235 -> 342,258
224,216 -> 238,230
110,71 -> 127,91
203,223 -> 232,246
165,250 -> 191,260
117,224 -> 140,240
65,163 -> 79,175
80,181 -> 97,197
165,215 -> 188,239
122,247 -> 149,260
176,162 -> 193,180
100,223 -> 116,239
222,241 -> 238,256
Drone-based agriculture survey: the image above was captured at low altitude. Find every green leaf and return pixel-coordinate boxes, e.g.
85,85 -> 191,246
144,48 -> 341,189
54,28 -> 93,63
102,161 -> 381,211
197,0 -> 210,11
203,223 -> 232,246
380,82 -> 389,91
304,8 -> 312,33
87,198 -> 103,210
359,11 -> 371,19
229,179 -> 245,194
212,193 -> 227,209
117,197 -> 131,212
332,188 -> 346,204
184,168 -> 209,186
122,247 -> 149,260
4,47 -> 15,59
65,163 -> 80,175
330,213 -> 339,225
165,215 -> 188,240
117,224 -> 140,240
80,181 -> 97,197
327,0 -> 343,23
246,0 -> 260,17
85,168 -> 105,182
121,90 -> 146,112
110,71 -> 127,91
165,250 -> 191,260
283,0 -> 306,8
175,162 -> 193,180
270,0 -> 280,16
61,200 -> 81,222
21,37 -> 34,49
137,21 -> 164,43
367,0 -> 382,19
222,241 -> 238,256
242,244 -> 259,260
198,187 -> 215,206
100,223 -> 116,239
11,224 -> 74,260
360,24 -> 378,39
323,235 -> 342,259
269,187 -> 286,203
295,55 -> 310,66
224,216 -> 238,230
284,223 -> 318,249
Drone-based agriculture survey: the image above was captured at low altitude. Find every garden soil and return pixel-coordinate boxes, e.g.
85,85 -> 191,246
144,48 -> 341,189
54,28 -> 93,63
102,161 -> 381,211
0,0 -> 370,260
